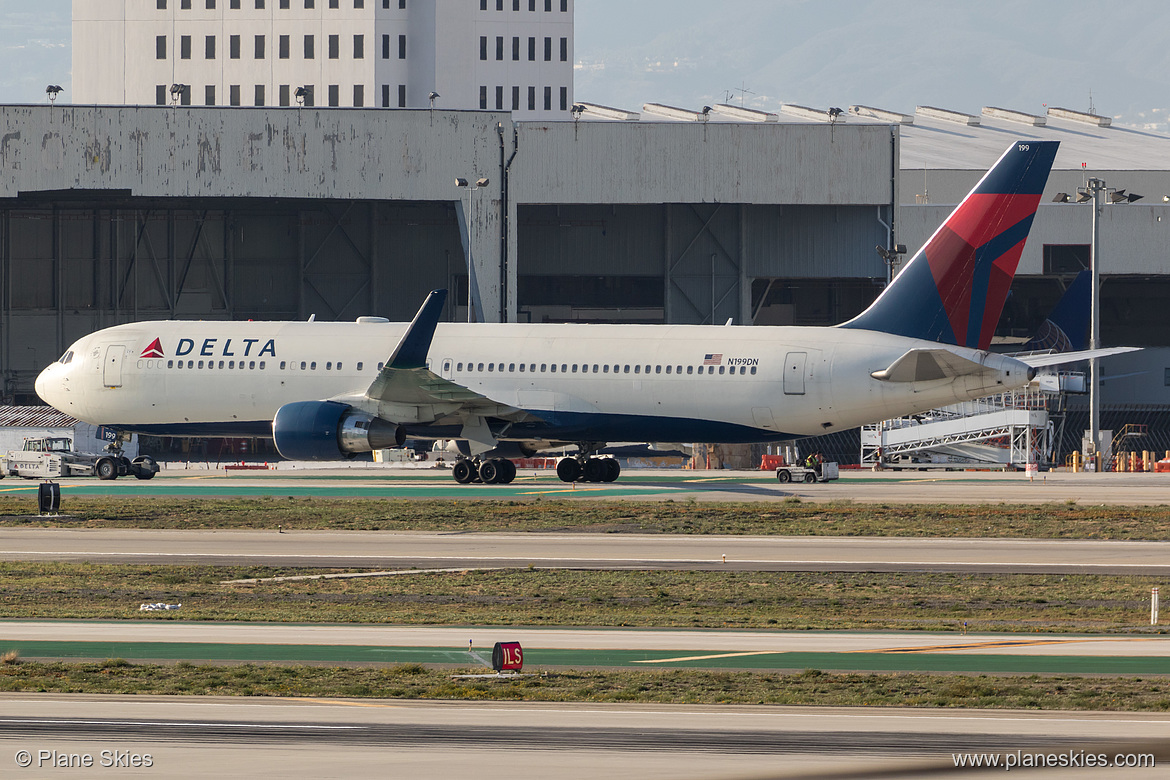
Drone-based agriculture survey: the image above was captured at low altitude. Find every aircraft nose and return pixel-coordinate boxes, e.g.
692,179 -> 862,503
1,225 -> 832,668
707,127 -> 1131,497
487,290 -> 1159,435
34,366 -> 50,404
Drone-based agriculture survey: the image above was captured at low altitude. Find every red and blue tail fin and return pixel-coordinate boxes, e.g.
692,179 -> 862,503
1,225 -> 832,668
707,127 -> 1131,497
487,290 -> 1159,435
841,140 -> 1059,350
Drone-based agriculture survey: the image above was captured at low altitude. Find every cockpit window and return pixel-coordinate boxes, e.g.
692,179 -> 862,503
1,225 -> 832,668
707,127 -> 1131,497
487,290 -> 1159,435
58,351 -> 74,365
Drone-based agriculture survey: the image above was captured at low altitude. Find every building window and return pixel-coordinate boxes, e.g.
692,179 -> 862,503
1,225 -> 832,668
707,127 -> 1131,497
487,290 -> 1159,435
511,85 -> 519,111
353,84 -> 364,106
158,0 -> 167,8
495,85 -> 503,110
302,85 -> 314,105
156,84 -> 166,105
398,84 -> 406,107
280,84 -> 290,106
255,35 -> 265,59
543,85 -> 551,110
1043,244 -> 1090,274
255,85 -> 265,106
543,36 -> 551,61
279,0 -> 288,7
305,0 -> 313,6
354,34 -> 364,58
1165,368 -> 1170,387
328,35 -> 339,59
207,0 -> 216,8
230,85 -> 240,106
560,37 -> 567,61
496,0 -> 502,9
205,85 -> 215,105
156,35 -> 166,59
495,36 -> 503,60
398,34 -> 406,58
399,0 -> 405,7
512,36 -> 519,60
527,85 -> 535,111
513,0 -> 519,9
529,0 -> 534,9
304,35 -> 315,59
479,85 -> 487,110
479,0 -> 486,8
560,86 -> 566,111
279,35 -> 289,59
355,0 -> 364,6
328,84 -> 339,106
181,0 -> 191,7
479,36 -> 487,60
255,0 -> 264,6
381,84 -> 389,107
329,0 -> 338,6
527,36 -> 535,60
180,35 -> 191,59
561,0 -> 566,9
232,0 -> 241,7
382,34 -> 389,58
229,35 -> 239,58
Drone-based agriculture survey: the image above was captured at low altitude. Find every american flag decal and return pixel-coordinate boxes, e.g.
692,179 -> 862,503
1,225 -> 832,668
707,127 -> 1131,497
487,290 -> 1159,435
703,353 -> 722,366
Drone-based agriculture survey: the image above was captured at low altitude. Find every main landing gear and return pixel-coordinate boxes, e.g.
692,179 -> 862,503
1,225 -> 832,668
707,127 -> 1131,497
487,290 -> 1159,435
451,457 -> 517,485
556,446 -> 620,484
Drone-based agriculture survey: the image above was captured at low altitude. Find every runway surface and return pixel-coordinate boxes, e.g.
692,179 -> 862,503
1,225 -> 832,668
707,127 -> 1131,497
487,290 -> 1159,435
2,466 -> 1169,503
5,527 -> 1170,574
6,622 -> 1170,674
0,694 -> 1163,778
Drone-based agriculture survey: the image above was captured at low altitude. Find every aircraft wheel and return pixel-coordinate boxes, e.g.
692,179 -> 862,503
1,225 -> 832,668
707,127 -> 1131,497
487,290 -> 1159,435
133,456 -> 157,480
452,460 -> 475,484
583,457 -> 606,482
95,457 -> 118,481
803,472 -> 817,484
478,459 -> 501,484
498,459 -> 517,484
602,458 -> 621,483
776,469 -> 791,483
556,457 -> 581,483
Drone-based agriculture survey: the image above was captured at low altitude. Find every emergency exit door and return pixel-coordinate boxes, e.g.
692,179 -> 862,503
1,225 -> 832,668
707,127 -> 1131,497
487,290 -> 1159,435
783,351 -> 806,395
103,345 -> 126,388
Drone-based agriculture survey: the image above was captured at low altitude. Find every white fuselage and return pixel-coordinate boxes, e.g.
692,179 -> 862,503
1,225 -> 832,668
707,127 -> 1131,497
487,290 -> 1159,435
35,319 -> 1032,445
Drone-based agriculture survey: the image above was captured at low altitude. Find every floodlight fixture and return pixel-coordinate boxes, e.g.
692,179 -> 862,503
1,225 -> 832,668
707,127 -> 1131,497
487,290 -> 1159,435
1052,192 -> 1070,203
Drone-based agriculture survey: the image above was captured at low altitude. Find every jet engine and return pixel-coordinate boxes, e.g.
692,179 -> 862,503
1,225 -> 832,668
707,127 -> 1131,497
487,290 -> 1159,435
272,400 -> 405,461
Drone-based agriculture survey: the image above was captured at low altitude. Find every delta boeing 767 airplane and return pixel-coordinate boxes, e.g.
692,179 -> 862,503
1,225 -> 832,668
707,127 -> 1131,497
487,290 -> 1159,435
34,140 -> 1128,484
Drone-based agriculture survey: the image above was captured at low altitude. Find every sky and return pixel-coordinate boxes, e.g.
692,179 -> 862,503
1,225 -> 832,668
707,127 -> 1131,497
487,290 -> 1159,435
5,0 -> 1170,131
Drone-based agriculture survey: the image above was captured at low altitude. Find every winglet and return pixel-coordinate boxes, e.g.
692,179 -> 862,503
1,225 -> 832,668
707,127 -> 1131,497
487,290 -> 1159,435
386,289 -> 448,369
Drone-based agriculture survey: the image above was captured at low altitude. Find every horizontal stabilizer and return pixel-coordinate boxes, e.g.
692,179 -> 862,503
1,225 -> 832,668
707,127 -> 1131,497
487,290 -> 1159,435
871,349 -> 990,383
1018,346 -> 1141,368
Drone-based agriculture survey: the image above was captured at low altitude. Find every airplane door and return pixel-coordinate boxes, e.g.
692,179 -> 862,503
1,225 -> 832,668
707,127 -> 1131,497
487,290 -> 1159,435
440,358 -> 453,380
783,351 -> 806,395
103,345 -> 126,388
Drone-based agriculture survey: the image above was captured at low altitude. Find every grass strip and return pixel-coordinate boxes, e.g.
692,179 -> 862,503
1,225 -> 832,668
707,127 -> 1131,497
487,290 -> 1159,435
4,660 -> 1170,711
0,562 -> 1163,632
1,496 -> 1169,539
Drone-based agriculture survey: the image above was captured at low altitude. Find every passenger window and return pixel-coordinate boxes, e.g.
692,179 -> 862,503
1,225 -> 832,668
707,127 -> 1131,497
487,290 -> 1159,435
198,360 -> 204,369
665,365 -> 671,374
509,363 -> 515,372
357,362 -> 363,370
477,362 -> 484,371
457,362 -> 463,371
739,366 -> 746,375
217,360 -> 223,369
634,365 -> 640,374
250,361 -> 256,369
310,362 -> 317,370
571,364 -> 578,373
561,364 -> 567,373
655,365 -> 661,374
519,363 -> 525,372
687,366 -> 693,375
167,360 -> 174,368
593,365 -> 599,373
751,366 -> 757,375
550,364 -> 556,373
137,360 -> 144,369
530,363 -> 536,372
613,365 -> 620,373
327,362 -> 333,370
718,366 -> 724,375
540,363 -> 547,372
259,361 -> 265,369
188,360 -> 194,368
378,362 -> 385,370
709,366 -> 715,374
280,361 -> 286,370
603,365 -> 609,373
488,363 -> 494,372
676,366 -> 682,374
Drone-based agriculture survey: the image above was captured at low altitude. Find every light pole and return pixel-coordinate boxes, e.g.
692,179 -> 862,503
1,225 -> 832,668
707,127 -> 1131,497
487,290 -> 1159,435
455,176 -> 490,323
1086,178 -> 1104,468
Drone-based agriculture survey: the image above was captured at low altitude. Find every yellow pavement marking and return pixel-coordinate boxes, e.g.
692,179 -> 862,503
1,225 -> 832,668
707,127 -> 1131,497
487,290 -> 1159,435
851,637 -> 1160,654
285,697 -> 404,709
634,651 -> 777,664
0,487 -> 37,492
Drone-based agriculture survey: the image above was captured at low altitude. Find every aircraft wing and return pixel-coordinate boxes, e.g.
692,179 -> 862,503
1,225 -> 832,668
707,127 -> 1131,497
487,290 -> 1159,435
870,349 -> 994,383
1016,346 -> 1141,368
353,290 -> 539,452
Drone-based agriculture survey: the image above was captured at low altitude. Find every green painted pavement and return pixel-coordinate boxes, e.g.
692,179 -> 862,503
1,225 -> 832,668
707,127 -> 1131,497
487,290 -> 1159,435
0,483 -> 677,499
7,640 -> 1170,674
